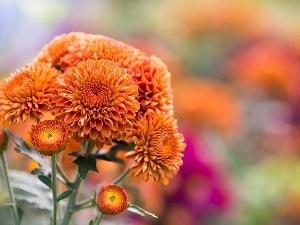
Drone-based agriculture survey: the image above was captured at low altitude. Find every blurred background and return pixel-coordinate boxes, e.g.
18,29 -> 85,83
1,0 -> 300,224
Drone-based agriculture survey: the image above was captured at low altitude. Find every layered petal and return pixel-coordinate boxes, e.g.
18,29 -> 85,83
51,59 -> 140,147
126,112 -> 186,185
0,63 -> 61,127
35,32 -> 173,116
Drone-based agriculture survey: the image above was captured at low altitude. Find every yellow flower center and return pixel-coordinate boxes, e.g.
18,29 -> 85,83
96,184 -> 128,215
105,190 -> 124,206
39,128 -> 61,146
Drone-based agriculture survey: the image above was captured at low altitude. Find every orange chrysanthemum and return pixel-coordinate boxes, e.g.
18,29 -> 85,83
29,120 -> 70,156
0,63 -> 61,127
135,56 -> 173,115
96,184 -> 129,215
51,59 -> 140,147
34,32 -> 87,70
125,113 -> 186,185
173,78 -> 242,133
35,32 -> 173,115
35,32 -> 146,72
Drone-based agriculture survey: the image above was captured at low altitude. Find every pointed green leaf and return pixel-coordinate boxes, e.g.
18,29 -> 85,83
57,190 -> 74,202
89,220 -> 94,225
72,155 -> 98,180
127,203 -> 158,218
38,175 -> 51,188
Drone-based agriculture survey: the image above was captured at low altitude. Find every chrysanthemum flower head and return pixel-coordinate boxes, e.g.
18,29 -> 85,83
35,32 -> 174,116
34,32 -> 87,70
125,113 -> 186,185
29,120 -> 70,156
34,32 -> 146,72
51,59 -> 140,147
96,184 -> 128,215
135,56 -> 173,115
0,63 -> 61,128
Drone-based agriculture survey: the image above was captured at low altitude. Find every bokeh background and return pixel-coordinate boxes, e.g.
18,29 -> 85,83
1,0 -> 300,224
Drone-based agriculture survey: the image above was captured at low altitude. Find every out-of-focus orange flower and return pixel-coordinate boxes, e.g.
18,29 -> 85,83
29,119 -> 70,156
173,78 -> 242,134
52,59 -> 139,147
0,63 -> 61,127
126,113 -> 186,185
96,184 -> 128,215
35,32 -> 173,116
226,39 -> 300,99
162,0 -> 266,37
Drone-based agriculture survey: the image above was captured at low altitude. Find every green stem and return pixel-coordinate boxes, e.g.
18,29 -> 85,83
61,141 -> 95,225
76,197 -> 93,208
0,151 -> 20,225
51,153 -> 58,225
74,203 -> 94,212
93,213 -> 104,225
61,175 -> 81,225
56,162 -> 72,187
113,162 -> 132,185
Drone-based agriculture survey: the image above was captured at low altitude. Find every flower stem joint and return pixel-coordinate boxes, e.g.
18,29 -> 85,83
96,184 -> 129,215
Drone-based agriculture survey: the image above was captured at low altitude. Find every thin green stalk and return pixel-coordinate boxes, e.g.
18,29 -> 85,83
61,175 -> 81,225
51,153 -> 58,225
113,162 -> 132,185
74,203 -> 94,212
56,162 -> 72,187
75,197 -> 93,208
61,141 -> 95,225
93,213 -> 104,225
0,151 -> 20,225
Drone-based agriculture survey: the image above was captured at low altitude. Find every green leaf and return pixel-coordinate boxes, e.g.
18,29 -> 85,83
38,175 -> 51,189
127,203 -> 158,218
4,129 -> 51,176
69,141 -> 135,180
89,220 -> 94,225
72,155 -> 98,180
57,190 -> 74,202
10,170 -> 52,210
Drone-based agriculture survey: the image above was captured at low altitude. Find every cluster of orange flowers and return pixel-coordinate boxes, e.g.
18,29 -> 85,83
0,32 -> 185,185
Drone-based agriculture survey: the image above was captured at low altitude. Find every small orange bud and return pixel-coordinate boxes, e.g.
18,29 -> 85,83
96,184 -> 128,215
29,120 -> 70,156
